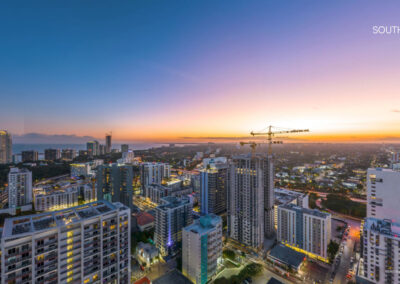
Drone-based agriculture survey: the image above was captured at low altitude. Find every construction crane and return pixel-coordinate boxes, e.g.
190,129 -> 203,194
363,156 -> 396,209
239,141 -> 258,156
251,125 -> 309,155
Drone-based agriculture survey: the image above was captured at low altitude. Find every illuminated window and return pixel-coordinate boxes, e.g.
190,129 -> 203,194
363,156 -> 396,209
67,257 -> 74,263
67,245 -> 73,250
67,277 -> 73,282
67,231 -> 73,238
67,264 -> 73,270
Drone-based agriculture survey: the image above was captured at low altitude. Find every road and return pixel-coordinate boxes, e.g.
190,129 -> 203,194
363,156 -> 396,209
331,216 -> 360,284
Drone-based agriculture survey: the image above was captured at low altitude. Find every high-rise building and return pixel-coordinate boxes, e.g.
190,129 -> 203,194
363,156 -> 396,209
21,150 -> 38,162
0,200 -> 131,284
367,168 -> 400,222
358,218 -> 400,284
98,144 -> 106,155
121,144 -> 129,153
227,154 -> 265,249
154,196 -> 193,256
87,140 -> 100,157
200,164 -> 227,215
106,133 -> 112,153
96,163 -> 133,210
0,130 -> 12,164
277,203 -> 331,261
274,188 -> 309,229
61,149 -> 76,161
34,181 -> 95,212
264,155 -> 275,237
140,162 -> 171,193
121,150 -> 135,163
182,214 -> 222,284
8,168 -> 32,208
44,148 -> 61,161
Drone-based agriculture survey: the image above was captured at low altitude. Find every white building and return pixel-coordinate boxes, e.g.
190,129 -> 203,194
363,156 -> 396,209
0,200 -> 130,284
227,154 -> 265,249
182,214 -> 222,284
277,203 -> 331,261
367,168 -> 400,222
202,157 -> 227,168
34,181 -> 95,212
8,168 -> 32,208
358,218 -> 400,284
154,196 -> 193,256
121,150 -> 135,163
70,163 -> 91,178
274,188 -> 309,229
140,162 -> 171,193
145,184 -> 171,204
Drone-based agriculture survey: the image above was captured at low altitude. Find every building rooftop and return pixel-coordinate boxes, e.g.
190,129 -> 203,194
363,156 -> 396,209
184,214 -> 221,235
2,200 -> 128,238
269,244 -> 305,269
33,179 -> 91,197
364,218 -> 400,238
157,196 -> 190,211
279,203 -> 330,219
136,212 -> 155,226
153,269 -> 192,284
274,188 -> 305,206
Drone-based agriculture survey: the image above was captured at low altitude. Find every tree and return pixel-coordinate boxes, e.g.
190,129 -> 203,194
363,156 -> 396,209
222,249 -> 236,261
327,240 -> 339,262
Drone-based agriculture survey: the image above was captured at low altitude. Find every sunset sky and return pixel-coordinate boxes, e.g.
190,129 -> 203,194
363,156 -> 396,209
1,0 -> 400,143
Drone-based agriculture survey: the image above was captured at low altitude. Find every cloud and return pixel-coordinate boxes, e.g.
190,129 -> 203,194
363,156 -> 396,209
392,109 -> 400,113
13,133 -> 98,144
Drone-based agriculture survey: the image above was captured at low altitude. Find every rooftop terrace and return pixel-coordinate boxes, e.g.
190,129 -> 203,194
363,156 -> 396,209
2,200 -> 128,238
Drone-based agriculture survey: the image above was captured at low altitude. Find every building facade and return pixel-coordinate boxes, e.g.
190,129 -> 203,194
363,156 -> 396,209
21,151 -> 38,162
358,218 -> 400,284
0,200 -> 130,284
277,203 -> 331,261
140,162 -> 171,193
182,214 -> 222,284
61,149 -> 76,161
96,163 -> 133,210
34,182 -> 95,212
8,168 -> 32,208
200,165 -> 227,215
44,149 -> 61,161
105,133 -> 112,153
274,188 -> 309,229
154,196 -> 193,256
0,131 -> 12,164
227,154 -> 265,249
87,141 -> 100,157
367,168 -> 400,222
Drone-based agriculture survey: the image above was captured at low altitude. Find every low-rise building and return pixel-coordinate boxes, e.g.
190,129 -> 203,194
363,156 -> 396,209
136,242 -> 159,266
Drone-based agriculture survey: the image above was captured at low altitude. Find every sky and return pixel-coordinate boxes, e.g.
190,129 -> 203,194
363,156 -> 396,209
1,0 -> 400,143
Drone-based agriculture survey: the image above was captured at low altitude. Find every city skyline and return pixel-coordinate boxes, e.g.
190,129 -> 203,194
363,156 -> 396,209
1,1 -> 400,143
